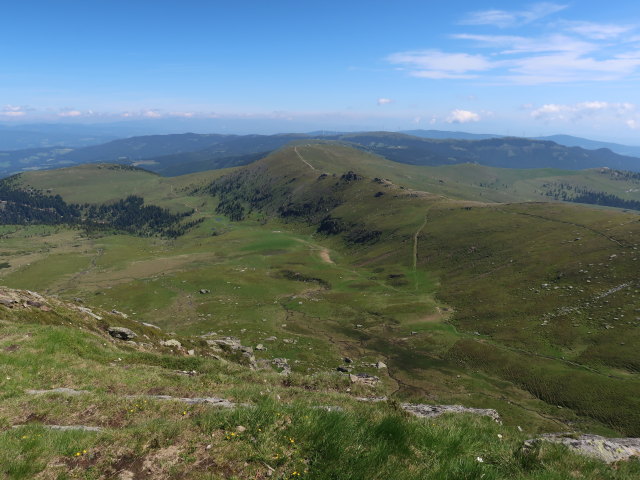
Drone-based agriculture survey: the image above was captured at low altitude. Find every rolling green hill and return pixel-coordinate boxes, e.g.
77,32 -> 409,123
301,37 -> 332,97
1,143 -> 640,477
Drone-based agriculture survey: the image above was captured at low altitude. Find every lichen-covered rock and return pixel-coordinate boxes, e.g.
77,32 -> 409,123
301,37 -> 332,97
402,403 -> 501,423
349,373 -> 379,386
524,433 -> 640,463
108,326 -> 137,340
160,339 -> 182,348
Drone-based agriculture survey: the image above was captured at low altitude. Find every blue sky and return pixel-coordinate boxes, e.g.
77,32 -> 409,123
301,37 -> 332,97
2,1 -> 640,141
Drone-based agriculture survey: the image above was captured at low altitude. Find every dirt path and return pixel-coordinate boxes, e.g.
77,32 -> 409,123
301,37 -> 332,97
413,213 -> 429,270
294,146 -> 316,171
319,248 -> 334,264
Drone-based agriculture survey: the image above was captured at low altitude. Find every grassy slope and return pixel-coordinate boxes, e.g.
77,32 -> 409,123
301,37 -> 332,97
2,144 -> 639,439
2,290 -> 639,479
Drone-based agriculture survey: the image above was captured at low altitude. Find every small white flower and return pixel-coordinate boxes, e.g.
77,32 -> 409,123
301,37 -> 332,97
497,434 -> 503,439
476,456 -> 484,463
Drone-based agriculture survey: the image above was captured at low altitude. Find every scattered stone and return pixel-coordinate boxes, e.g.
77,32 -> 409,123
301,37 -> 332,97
402,403 -> 501,423
187,349 -> 195,356
160,339 -> 182,348
126,394 -> 238,408
272,358 -> 291,374
282,338 -> 297,344
111,309 -> 128,318
255,344 -> 266,351
199,289 -> 210,294
142,322 -> 161,330
213,337 -> 242,350
26,388 -> 89,396
343,357 -> 353,364
349,373 -> 379,386
355,396 -> 388,403
336,366 -> 352,373
175,370 -> 197,376
236,425 -> 247,433
375,361 -> 387,369
77,306 -> 102,320
108,327 -> 137,340
13,424 -> 102,432
265,336 -> 278,341
314,405 -> 344,412
523,433 -> 640,463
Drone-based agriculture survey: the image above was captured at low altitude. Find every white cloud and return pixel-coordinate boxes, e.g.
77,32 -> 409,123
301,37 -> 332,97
563,21 -> 634,40
446,109 -> 480,123
1,105 -> 27,117
530,101 -> 636,121
377,98 -> 393,106
461,2 -> 567,28
627,119 -> 639,129
507,52 -> 640,84
452,33 -> 595,55
58,110 -> 83,117
387,50 -> 493,79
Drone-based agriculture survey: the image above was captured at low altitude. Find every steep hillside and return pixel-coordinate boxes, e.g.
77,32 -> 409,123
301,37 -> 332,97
2,144 -> 640,446
3,287 -> 639,479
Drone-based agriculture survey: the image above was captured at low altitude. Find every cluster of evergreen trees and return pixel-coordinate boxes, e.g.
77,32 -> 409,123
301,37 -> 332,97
541,182 -> 640,211
0,177 -> 199,237
0,177 -> 81,224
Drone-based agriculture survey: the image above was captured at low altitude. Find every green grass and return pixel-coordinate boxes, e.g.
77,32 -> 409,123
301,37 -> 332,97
2,143 -> 640,448
1,301 -> 639,479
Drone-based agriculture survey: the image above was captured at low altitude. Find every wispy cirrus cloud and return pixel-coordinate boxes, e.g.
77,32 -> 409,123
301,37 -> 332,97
562,21 -> 635,40
529,101 -> 636,127
1,105 -> 28,117
388,3 -> 640,85
460,2 -> 567,28
377,98 -> 393,106
386,50 -> 494,79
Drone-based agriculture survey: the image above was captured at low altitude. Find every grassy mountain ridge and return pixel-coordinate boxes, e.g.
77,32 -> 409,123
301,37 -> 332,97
1,144 -> 640,451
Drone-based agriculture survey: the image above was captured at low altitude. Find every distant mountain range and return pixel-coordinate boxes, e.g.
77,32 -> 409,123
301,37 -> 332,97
1,130 -> 639,178
401,129 -> 640,158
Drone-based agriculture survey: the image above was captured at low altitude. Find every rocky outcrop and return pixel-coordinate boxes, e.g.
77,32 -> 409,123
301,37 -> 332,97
524,433 -> 640,463
349,373 -> 379,386
402,403 -> 501,423
108,327 -> 137,340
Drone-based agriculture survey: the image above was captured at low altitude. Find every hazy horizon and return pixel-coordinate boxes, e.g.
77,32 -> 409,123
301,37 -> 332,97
3,1 -> 640,143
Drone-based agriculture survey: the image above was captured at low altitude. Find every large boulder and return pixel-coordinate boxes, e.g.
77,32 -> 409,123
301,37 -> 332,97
108,326 -> 137,340
524,433 -> 640,463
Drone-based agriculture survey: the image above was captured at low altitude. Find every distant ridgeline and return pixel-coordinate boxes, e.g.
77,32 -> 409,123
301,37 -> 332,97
541,169 -> 640,211
0,175 -> 200,237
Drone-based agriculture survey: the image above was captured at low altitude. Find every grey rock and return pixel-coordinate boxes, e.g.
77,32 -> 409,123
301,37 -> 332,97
141,322 -> 161,330
26,388 -> 89,396
355,396 -> 388,403
349,373 -> 379,386
375,361 -> 387,369
13,424 -> 102,432
314,405 -> 344,412
255,344 -> 266,351
336,366 -> 352,373
343,357 -> 353,364
265,336 -> 278,341
199,289 -> 210,294
272,358 -> 291,374
524,433 -> 640,463
213,336 -> 242,350
108,326 -> 137,340
402,403 -> 501,423
125,394 -> 238,408
160,339 -> 182,348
